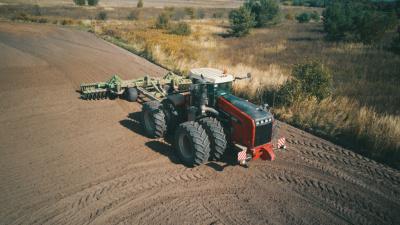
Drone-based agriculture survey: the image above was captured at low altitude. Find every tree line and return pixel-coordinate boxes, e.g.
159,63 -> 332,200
229,0 -> 399,49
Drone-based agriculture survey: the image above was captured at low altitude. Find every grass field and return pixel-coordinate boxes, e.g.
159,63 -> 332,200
1,3 -> 399,168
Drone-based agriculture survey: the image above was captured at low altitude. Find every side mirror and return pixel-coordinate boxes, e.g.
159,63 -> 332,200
235,72 -> 252,81
261,103 -> 270,111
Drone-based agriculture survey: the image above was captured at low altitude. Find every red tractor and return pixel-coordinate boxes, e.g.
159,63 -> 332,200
141,68 -> 283,167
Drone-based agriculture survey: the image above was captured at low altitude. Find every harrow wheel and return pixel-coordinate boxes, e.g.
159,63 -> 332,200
125,88 -> 138,102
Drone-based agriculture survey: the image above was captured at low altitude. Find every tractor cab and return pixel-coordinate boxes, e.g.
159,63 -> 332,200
189,68 -> 234,106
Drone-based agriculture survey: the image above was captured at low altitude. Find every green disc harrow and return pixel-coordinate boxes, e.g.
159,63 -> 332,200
80,72 -> 192,101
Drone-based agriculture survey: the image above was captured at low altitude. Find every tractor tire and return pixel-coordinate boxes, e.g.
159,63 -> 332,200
198,117 -> 227,161
174,121 -> 211,167
142,101 -> 167,138
125,87 -> 138,102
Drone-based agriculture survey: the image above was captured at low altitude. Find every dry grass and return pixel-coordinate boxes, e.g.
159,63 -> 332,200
230,64 -> 288,101
96,20 -> 199,72
276,97 -> 400,165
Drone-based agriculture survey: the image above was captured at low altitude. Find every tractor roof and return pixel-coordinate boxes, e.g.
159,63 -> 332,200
189,68 -> 234,84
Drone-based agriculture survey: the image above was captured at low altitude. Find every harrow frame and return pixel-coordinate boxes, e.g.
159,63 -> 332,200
80,72 -> 192,101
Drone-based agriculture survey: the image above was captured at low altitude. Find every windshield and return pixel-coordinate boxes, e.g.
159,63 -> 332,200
216,82 -> 232,95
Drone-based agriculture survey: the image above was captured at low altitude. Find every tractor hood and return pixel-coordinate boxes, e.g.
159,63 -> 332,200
221,94 -> 273,125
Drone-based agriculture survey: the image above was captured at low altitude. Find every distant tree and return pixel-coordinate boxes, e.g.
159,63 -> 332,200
32,4 -> 41,16
87,0 -> 99,6
96,11 -> 107,20
212,11 -> 225,19
196,9 -> 206,19
127,10 -> 141,20
229,6 -> 255,37
73,0 -> 86,6
296,12 -> 311,23
137,0 -> 144,8
310,11 -> 320,21
285,12 -> 294,20
391,27 -> 400,54
292,0 -> 328,7
155,11 -> 170,29
171,8 -> 186,21
185,7 -> 195,19
323,0 -> 397,43
244,0 -> 280,27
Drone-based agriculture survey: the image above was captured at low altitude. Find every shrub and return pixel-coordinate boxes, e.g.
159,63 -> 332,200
32,4 -> 41,16
169,22 -> 192,36
61,19 -> 73,25
277,61 -> 332,105
244,0 -> 280,27
73,0 -> 86,6
310,11 -> 320,21
127,10 -> 141,20
276,79 -> 302,106
87,0 -> 99,6
293,61 -> 332,100
38,18 -> 48,23
229,6 -> 255,37
171,9 -> 186,20
196,9 -> 206,19
292,0 -> 327,7
391,29 -> 400,54
323,1 -> 397,43
155,11 -> 170,29
213,11 -> 224,19
285,12 -> 294,20
296,12 -> 311,23
137,0 -> 143,8
185,7 -> 195,19
12,13 -> 29,21
96,11 -> 107,20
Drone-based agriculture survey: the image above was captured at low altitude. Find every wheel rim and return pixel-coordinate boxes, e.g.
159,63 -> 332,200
178,132 -> 194,160
144,111 -> 155,132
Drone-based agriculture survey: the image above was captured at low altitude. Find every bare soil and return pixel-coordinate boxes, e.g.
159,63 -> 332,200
0,22 -> 399,225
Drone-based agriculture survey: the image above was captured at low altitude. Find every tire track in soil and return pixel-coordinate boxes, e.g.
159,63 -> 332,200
277,137 -> 399,200
294,155 -> 400,201
19,168 -> 209,225
286,137 -> 400,185
253,166 -> 399,225
113,188 -> 264,225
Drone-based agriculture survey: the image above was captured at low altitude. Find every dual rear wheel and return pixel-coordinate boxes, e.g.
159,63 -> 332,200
175,118 -> 228,167
141,101 -> 227,167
